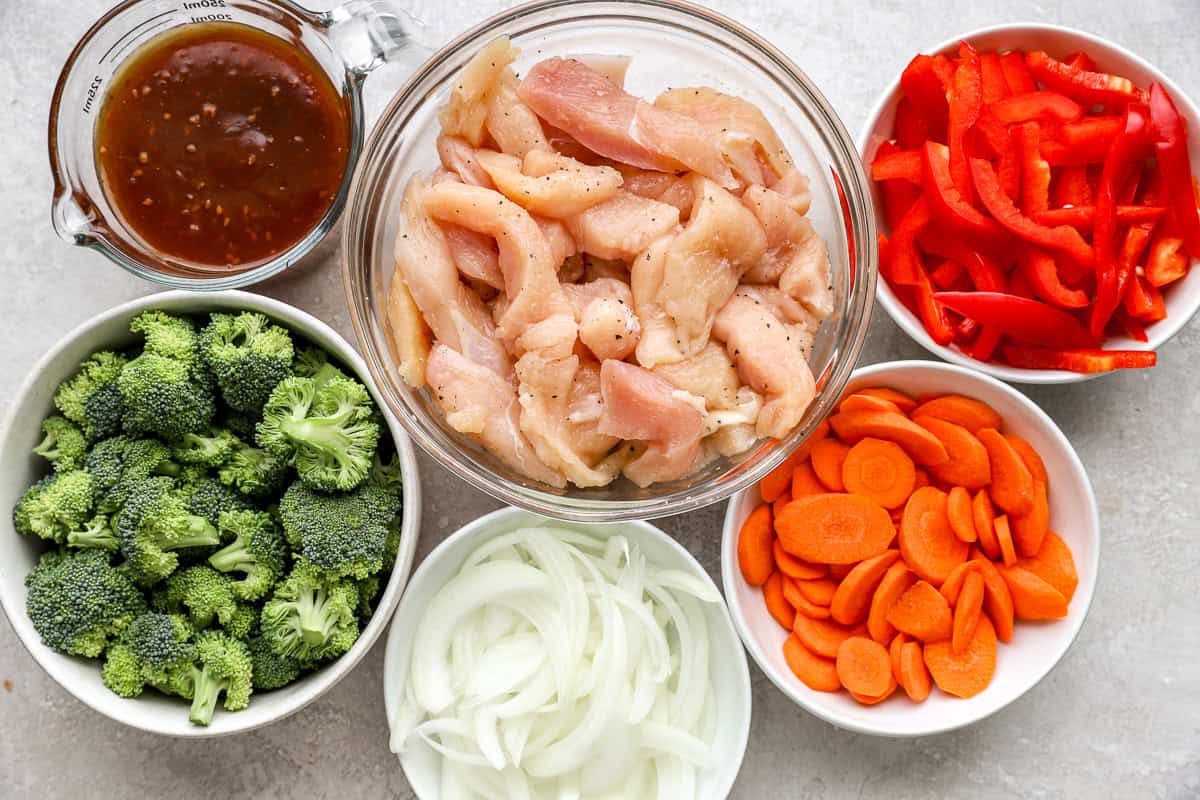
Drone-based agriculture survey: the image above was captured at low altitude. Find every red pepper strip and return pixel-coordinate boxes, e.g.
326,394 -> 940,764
917,228 -> 1007,291
1065,51 -> 1097,72
980,52 -> 1010,104
1019,249 -> 1089,309
1007,269 -> 1035,299
1050,165 -> 1094,207
1000,51 -> 1037,95
972,109 -> 1021,200
1148,83 -> 1200,255
886,196 -> 932,286
1001,345 -> 1156,373
1123,274 -> 1167,322
1031,205 -> 1167,231
948,43 -> 984,204
894,97 -> 931,149
935,291 -> 1098,349
1040,138 -> 1112,166
970,158 -> 1095,264
922,142 -> 1006,241
870,148 -> 922,182
930,259 -> 969,290
1025,50 -> 1144,107
956,316 -> 981,342
1112,308 -> 1149,342
990,91 -> 1084,125
1016,122 -> 1052,215
874,141 -> 922,228
970,327 -> 1005,361
1145,231 -> 1189,286
914,269 -> 957,345
1059,116 -> 1123,150
1091,105 -> 1152,338
901,54 -> 951,142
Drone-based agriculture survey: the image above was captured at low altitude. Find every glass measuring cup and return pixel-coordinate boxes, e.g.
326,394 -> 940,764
49,0 -> 435,289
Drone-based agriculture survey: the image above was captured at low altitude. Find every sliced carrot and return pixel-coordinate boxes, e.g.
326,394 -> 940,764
828,562 -> 854,580
972,489 -> 1001,560
836,636 -> 893,697
792,613 -> 854,659
857,387 -> 918,413
913,468 -> 931,490
811,438 -> 850,492
840,393 -> 901,415
952,571 -> 985,654
763,571 -> 796,630
759,450 -> 800,503
849,674 -> 898,705
946,486 -> 977,543
867,561 -> 916,643
790,461 -> 826,499
999,565 -> 1069,619
1004,432 -> 1049,486
797,577 -> 838,606
889,631 -> 910,680
898,641 -> 932,702
994,514 -> 1018,567
783,633 -> 841,692
899,486 -> 969,584
737,504 -> 775,586
782,575 -> 831,620
1019,531 -> 1078,602
775,494 -> 896,564
911,394 -> 1003,433
939,560 -> 980,605
830,550 -> 902,625
1010,480 -> 1049,557
977,428 -> 1035,515
772,490 -> 792,519
916,417 -> 992,489
841,437 -> 917,509
773,540 -> 827,580
829,410 -> 949,466
924,614 -> 997,698
973,557 -> 1015,642
886,580 -> 953,642
794,419 -> 831,461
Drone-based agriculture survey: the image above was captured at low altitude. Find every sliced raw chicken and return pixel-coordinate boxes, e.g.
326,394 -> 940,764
439,37 -> 517,146
437,135 -> 494,188
770,167 -> 812,215
519,57 -> 737,188
426,344 -> 565,487
566,191 -> 679,261
651,341 -> 741,411
712,294 -> 816,439
571,54 -> 631,87
484,69 -> 549,158
583,255 -> 630,283
473,149 -> 623,218
393,178 -> 510,377
597,359 -> 705,487
656,176 -> 696,220
534,215 -> 577,266
631,234 -> 683,368
734,284 -> 819,357
741,185 -> 833,318
385,274 -> 432,387
655,87 -> 793,183
441,223 -> 503,289
562,279 -> 640,361
707,423 -> 760,458
622,170 -> 677,200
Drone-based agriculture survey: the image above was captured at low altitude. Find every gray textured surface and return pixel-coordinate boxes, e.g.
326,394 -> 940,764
1,0 -> 1198,797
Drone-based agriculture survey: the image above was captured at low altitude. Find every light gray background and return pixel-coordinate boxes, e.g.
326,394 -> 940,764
2,0 -> 1197,797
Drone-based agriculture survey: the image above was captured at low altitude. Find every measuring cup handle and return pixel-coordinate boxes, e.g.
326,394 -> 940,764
322,0 -> 438,75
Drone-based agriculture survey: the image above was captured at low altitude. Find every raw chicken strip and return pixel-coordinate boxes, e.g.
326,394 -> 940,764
656,176 -> 696,220
473,149 -> 623,217
439,37 -> 517,146
441,224 -> 503,289
385,273 -> 432,387
535,215 -> 577,266
597,360 -> 705,487
656,87 -> 793,183
572,54 -> 631,87
437,135 -> 494,188
770,167 -> 812,215
651,341 -> 741,411
707,423 -> 759,458
734,284 -> 819,358
562,279 -> 640,361
623,170 -> 677,200
426,345 -> 564,487
519,57 -> 737,188
566,191 -> 679,261
741,185 -> 833,318
484,69 -> 549,158
712,294 -> 816,439
632,234 -> 683,368
393,178 -> 510,377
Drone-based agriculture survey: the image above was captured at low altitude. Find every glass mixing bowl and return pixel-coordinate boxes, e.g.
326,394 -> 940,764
342,0 -> 876,522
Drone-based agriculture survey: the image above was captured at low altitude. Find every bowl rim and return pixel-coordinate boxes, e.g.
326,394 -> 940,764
857,21 -> 1200,385
382,505 -> 753,797
719,359 -> 1101,737
0,289 -> 423,737
341,0 -> 877,522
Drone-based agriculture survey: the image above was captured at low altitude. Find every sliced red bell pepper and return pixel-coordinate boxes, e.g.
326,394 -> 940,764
918,228 -> 1007,291
1059,116 -> 1124,150
971,109 -> 1021,200
886,196 -> 932,286
934,291 -> 1097,348
894,97 -> 931,149
874,141 -> 922,228
970,157 -> 1094,264
1000,51 -> 1037,95
900,54 -> 951,142
980,52 -> 1010,104
1019,249 -> 1089,309
1050,165 -> 1094,208
948,43 -> 984,204
1065,51 -> 1098,72
1123,274 -> 1167,322
930,259 -> 970,291
1145,230 -> 1189,286
1148,83 -> 1200,255
990,91 -> 1084,125
1001,345 -> 1157,373
970,326 -> 1005,361
921,142 -> 1005,241
1015,122 -> 1052,215
956,316 -> 981,343
1025,50 -> 1144,107
1112,308 -> 1149,342
1040,139 -> 1111,166
1031,205 -> 1166,230
871,148 -> 922,183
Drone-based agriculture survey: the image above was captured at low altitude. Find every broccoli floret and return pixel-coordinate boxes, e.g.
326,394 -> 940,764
260,561 -> 359,664
225,603 -> 260,640
101,612 -> 195,698
221,411 -> 260,441
277,483 -> 390,580
170,428 -> 239,467
87,436 -> 179,514
354,574 -> 381,622
66,514 -> 117,551
382,515 -> 402,574
216,441 -> 289,498
118,353 -> 216,440
12,470 -> 94,544
115,477 -> 222,585
54,351 -> 128,441
247,634 -> 302,690
163,565 -> 238,629
34,416 -> 88,473
187,630 -> 253,726
208,510 -> 287,601
201,312 -> 294,413
129,310 -> 202,370
180,477 -> 253,526
25,549 -> 145,657
256,376 -> 380,492
293,346 -> 348,390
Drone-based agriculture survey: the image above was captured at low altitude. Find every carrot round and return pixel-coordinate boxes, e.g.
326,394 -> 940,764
841,437 -> 917,509
924,614 -> 998,698
972,489 -> 1001,560
886,580 -> 953,642
773,540 -> 827,580
782,575 -> 831,620
977,428 -> 1035,515
795,419 -> 831,460
911,394 -> 1003,433
857,387 -> 918,413
952,571 -> 985,654
763,571 -> 796,630
867,560 -> 915,643
829,410 -> 950,466
760,451 -> 800,503
772,490 -> 792,519
737,504 -> 775,586
889,631 -> 909,680
913,468 -> 931,490
973,557 -> 1015,643
1004,432 -> 1049,486
916,417 -> 992,489
1010,480 -> 1049,557
783,633 -> 841,692
811,438 -> 850,492
1019,531 -> 1078,602
899,641 -> 932,702
797,577 -> 837,607
828,562 -> 854,580
849,675 -> 898,705
840,393 -> 901,415
994,514 -> 1018,567
792,613 -> 854,659
836,636 -> 893,697
899,486 -> 969,584
999,565 -> 1069,619
830,550 -> 902,625
946,486 -> 978,543
775,494 -> 896,564
790,461 -> 826,499
939,560 -> 980,605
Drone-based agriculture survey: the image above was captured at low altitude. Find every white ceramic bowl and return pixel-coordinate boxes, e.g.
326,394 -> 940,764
383,507 -> 752,798
720,360 -> 1099,737
0,290 -> 422,737
858,23 -> 1200,384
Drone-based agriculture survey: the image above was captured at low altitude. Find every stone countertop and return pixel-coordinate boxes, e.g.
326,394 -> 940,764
1,0 -> 1197,797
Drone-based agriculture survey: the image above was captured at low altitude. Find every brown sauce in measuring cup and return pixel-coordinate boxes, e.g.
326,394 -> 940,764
96,22 -> 351,270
